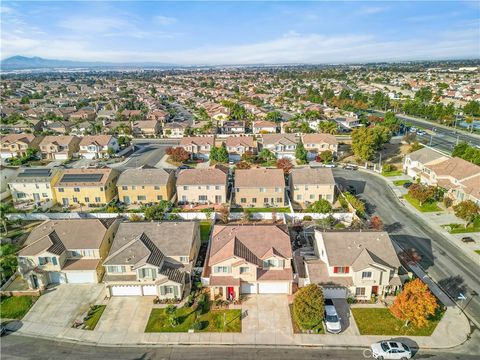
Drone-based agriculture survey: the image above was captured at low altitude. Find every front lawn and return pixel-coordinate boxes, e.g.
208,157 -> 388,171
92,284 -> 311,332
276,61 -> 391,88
475,250 -> 480,255
442,223 -> 480,234
83,305 -> 106,330
382,170 -> 404,177
393,180 -> 411,186
200,221 -> 212,242
352,308 -> 443,336
230,207 -> 290,213
0,296 -> 37,320
145,307 -> 241,333
403,194 -> 442,212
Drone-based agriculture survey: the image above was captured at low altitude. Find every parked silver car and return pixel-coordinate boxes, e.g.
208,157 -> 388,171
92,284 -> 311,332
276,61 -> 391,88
324,303 -> 341,334
371,341 -> 412,360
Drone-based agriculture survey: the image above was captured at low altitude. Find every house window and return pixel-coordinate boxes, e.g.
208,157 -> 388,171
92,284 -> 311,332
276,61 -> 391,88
157,195 -> 163,201
84,197 -> 90,203
139,268 -> 156,279
95,197 -> 101,203
310,194 -> 315,200
42,193 -> 48,198
362,271 -> 372,279
164,286 -> 174,294
214,266 -> 231,273
263,259 -> 283,268
137,195 -> 147,201
70,250 -> 81,257
154,186 -> 160,190
183,186 -> 188,190
275,187 -> 280,193
252,198 -> 257,203
240,198 -> 246,203
333,266 -> 349,274
199,195 -> 208,201
276,197 -> 282,203
131,186 -> 137,190
263,197 -> 269,204
355,287 -> 366,296
107,265 -> 126,273
74,187 -> 80,192
240,267 -> 249,274
122,186 -> 128,190
297,195 -> 303,200
260,188 -> 266,192
206,185 -> 210,190
179,256 -> 189,263
58,188 -> 64,192
73,197 -> 78,203
215,186 -> 221,190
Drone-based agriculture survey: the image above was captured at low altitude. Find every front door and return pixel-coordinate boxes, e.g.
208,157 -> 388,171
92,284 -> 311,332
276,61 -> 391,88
123,196 -> 131,204
227,286 -> 235,301
31,275 -> 39,289
372,286 -> 378,295
33,193 -> 40,201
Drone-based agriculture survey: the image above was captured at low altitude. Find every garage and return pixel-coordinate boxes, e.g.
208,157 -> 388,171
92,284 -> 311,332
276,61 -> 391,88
49,271 -> 66,284
65,271 -> 97,284
258,282 -> 289,294
142,285 -> 157,296
54,153 -> 69,160
241,282 -> 257,294
110,285 -> 142,296
322,286 -> 347,299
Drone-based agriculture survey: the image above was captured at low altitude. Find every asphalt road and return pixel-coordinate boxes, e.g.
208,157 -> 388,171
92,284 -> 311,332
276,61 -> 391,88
333,169 -> 480,327
2,334 -> 479,360
117,140 -> 180,170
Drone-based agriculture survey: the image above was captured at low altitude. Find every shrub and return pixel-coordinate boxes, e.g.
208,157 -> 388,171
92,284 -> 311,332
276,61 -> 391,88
443,197 -> 453,208
303,215 -> 313,221
293,284 -> 324,330
382,164 -> 396,173
307,199 -> 333,214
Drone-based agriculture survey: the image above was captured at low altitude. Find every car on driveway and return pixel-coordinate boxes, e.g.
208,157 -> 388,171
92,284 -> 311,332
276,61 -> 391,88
371,341 -> 412,359
324,300 -> 342,334
402,182 -> 413,189
461,236 -> 475,243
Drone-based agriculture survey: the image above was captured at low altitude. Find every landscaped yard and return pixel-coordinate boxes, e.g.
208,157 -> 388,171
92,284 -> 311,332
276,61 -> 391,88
351,308 -> 443,336
442,223 -> 480,234
382,170 -> 404,177
0,296 -> 37,320
83,305 -> 106,330
199,221 -> 212,242
393,179 -> 412,186
145,306 -> 241,333
475,250 -> 480,255
230,207 -> 290,213
288,304 -> 324,334
403,194 -> 442,212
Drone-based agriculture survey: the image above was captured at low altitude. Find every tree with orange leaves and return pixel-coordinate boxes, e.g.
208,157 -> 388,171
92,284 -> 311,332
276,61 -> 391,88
390,278 -> 439,327
276,158 -> 293,174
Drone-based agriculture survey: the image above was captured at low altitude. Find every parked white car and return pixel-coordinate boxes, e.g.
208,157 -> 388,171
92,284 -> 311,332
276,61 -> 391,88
371,341 -> 412,359
324,303 -> 341,334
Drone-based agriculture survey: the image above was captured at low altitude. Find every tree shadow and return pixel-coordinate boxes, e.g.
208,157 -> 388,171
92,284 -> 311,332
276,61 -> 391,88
384,221 -> 403,233
333,177 -> 367,195
438,275 -> 468,300
390,234 -> 434,269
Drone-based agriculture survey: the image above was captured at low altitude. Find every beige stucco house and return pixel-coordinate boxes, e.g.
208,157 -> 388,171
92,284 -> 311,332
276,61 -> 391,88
176,167 -> 228,205
289,167 -> 336,207
302,133 -> 338,160
234,168 -> 286,208
203,225 -> 293,300
39,135 -> 80,160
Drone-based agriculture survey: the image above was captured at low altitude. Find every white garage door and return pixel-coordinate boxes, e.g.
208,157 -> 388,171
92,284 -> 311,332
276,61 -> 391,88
65,271 -> 96,284
258,282 -> 289,294
54,153 -> 68,160
142,285 -> 157,296
240,282 -> 257,294
322,287 -> 347,299
49,272 -> 66,284
111,285 -> 142,296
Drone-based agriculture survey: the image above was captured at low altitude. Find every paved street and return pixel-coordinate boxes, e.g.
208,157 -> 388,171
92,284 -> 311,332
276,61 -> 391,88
333,169 -> 480,327
117,139 -> 180,170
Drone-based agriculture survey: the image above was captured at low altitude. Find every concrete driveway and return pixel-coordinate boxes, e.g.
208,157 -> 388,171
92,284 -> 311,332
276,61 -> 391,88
330,299 -> 359,336
22,284 -> 105,328
242,295 -> 293,345
95,296 -> 154,333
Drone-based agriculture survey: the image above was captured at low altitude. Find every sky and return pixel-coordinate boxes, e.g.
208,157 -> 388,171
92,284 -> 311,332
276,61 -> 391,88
1,1 -> 479,65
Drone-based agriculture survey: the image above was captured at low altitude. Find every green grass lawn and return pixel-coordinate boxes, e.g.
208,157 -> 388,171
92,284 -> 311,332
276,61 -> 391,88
230,207 -> 290,213
351,308 -> 443,336
199,221 -> 212,242
145,307 -> 241,333
289,304 -> 324,334
475,250 -> 480,255
83,305 -> 106,330
382,170 -> 404,177
0,296 -> 37,320
403,194 -> 442,212
442,223 -> 480,234
393,180 -> 412,186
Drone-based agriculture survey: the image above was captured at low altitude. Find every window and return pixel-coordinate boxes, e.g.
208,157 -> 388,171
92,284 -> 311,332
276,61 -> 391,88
240,198 -> 246,203
179,256 -> 189,263
333,266 -> 349,274
122,186 -> 128,190
35,184 -> 39,189
70,250 -> 81,257
276,197 -> 282,203
240,267 -> 249,274
74,187 -> 80,192
73,197 -> 78,203
165,286 -> 174,294
107,265 -> 126,273
58,188 -> 64,192
157,195 -> 163,201
362,271 -> 372,279
183,186 -> 188,190
355,287 -> 366,296
263,197 -> 269,204
206,185 -> 210,190
137,195 -> 147,201
84,197 -> 90,203
263,259 -> 278,268
95,197 -> 101,203
215,186 -> 221,190
214,266 -> 231,273
275,187 -> 280,193
297,195 -> 303,200
252,198 -> 257,203
154,186 -> 160,190
42,193 -> 48,198
199,195 -> 208,201
236,188 -> 240,192
131,186 -> 137,190
139,268 -> 156,279
16,192 -> 26,199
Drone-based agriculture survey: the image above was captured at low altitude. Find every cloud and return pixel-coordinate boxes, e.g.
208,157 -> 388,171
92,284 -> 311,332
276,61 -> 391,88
154,15 -> 177,26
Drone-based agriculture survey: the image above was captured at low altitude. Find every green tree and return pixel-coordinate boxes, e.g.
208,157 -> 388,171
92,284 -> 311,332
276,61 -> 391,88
209,146 -> 218,162
318,150 -> 333,163
408,184 -> 435,205
144,201 -> 172,220
415,87 -> 433,103
318,121 -> 338,134
308,199 -> 332,214
265,111 -> 282,123
0,202 -> 15,234
258,148 -> 275,162
295,140 -> 308,164
216,144 -> 229,163
463,100 -> 480,117
0,244 -> 18,283
293,284 -> 324,331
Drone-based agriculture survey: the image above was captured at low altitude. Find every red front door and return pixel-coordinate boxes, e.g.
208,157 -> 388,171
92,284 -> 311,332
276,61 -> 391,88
227,286 -> 235,300
372,286 -> 378,295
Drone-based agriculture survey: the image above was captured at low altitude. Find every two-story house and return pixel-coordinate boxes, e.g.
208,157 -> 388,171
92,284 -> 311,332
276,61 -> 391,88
403,147 -> 449,179
38,135 -> 80,160
299,231 -> 403,300
103,221 -> 200,298
234,168 -> 286,208
179,136 -> 215,160
302,133 -> 338,160
17,218 -> 120,289
252,120 -> 277,134
79,135 -> 119,159
132,120 -> 161,138
261,133 -> 298,160
203,225 -> 293,300
0,134 -> 42,159
52,168 -> 119,207
163,122 -> 188,138
224,136 -> 256,163
176,168 -> 228,205
9,167 -> 62,209
221,121 -> 246,134
117,166 -> 175,205
289,167 -> 336,207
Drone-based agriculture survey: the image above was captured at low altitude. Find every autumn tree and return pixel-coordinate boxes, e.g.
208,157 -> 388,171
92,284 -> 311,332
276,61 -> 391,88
369,215 -> 384,230
276,158 -> 293,174
293,284 -> 325,331
168,147 -> 190,163
218,206 -> 229,224
241,150 -> 256,163
390,278 -> 439,327
235,161 -> 251,169
453,200 -> 480,224
408,183 -> 435,205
